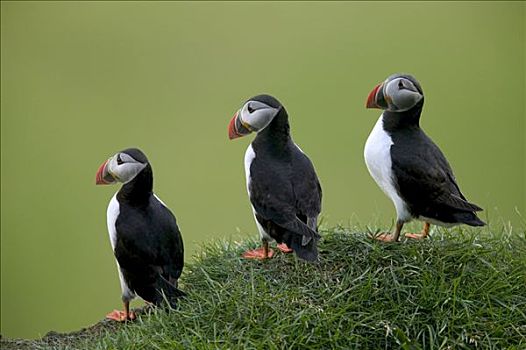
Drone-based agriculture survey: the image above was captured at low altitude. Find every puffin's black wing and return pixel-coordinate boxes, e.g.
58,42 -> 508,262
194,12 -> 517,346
291,146 -> 322,224
248,146 -> 321,261
114,197 -> 185,306
391,130 -> 484,226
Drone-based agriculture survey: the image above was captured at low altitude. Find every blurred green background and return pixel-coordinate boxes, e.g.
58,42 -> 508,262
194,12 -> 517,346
1,1 -> 524,339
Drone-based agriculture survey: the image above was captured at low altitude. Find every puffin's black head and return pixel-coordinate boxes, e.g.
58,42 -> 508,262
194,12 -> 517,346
95,148 -> 149,185
228,94 -> 284,140
366,73 -> 424,112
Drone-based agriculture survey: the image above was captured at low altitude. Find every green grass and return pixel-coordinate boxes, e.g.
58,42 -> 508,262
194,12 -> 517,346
5,225 -> 526,349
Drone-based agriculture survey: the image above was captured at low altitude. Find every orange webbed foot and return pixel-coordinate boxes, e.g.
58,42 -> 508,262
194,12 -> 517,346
242,247 -> 274,260
276,243 -> 293,253
374,233 -> 399,242
405,232 -> 427,240
106,309 -> 136,322
405,222 -> 430,240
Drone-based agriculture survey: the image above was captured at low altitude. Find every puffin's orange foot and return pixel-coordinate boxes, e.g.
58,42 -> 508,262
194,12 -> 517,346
242,247 -> 275,260
106,310 -> 136,322
374,233 -> 399,242
405,222 -> 430,240
277,243 -> 293,253
405,232 -> 427,240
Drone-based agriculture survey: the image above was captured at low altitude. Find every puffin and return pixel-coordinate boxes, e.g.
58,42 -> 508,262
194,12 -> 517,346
228,94 -> 322,261
364,73 -> 485,242
95,148 -> 184,321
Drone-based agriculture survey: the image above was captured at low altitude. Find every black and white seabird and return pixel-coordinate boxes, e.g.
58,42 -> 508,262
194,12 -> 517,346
364,74 -> 485,242
95,148 -> 184,321
228,94 -> 322,261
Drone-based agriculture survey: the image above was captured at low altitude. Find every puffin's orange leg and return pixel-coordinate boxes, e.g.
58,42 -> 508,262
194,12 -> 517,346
405,222 -> 431,240
106,301 -> 136,322
276,243 -> 293,253
242,241 -> 275,260
375,221 -> 404,242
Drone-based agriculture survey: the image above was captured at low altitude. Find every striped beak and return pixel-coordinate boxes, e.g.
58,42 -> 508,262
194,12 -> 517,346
95,159 -> 116,185
228,111 -> 243,140
366,83 -> 383,109
228,110 -> 252,140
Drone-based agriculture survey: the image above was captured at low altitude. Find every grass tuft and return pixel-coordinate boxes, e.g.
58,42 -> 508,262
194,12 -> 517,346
4,226 -> 526,349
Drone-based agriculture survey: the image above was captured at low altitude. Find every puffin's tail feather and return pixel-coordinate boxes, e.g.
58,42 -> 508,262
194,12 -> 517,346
287,235 -> 318,262
152,276 -> 186,308
279,219 -> 320,262
453,212 -> 486,227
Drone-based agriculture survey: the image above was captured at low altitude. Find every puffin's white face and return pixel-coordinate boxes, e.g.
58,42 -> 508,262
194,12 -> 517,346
96,152 -> 147,185
366,75 -> 423,112
228,99 -> 281,139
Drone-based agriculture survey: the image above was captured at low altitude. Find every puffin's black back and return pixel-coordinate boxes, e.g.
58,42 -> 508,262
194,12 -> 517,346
383,103 -> 485,226
115,196 -> 185,305
114,152 -> 185,306
249,107 -> 322,261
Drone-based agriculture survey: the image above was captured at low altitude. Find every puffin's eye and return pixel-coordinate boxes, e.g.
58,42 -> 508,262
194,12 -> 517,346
117,154 -> 124,165
247,104 -> 255,113
398,80 -> 405,89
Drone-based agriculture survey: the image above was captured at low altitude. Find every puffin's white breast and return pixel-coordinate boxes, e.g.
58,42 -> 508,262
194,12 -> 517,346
244,144 -> 272,241
106,193 -> 135,301
107,193 -> 120,250
364,115 -> 411,222
244,144 -> 256,195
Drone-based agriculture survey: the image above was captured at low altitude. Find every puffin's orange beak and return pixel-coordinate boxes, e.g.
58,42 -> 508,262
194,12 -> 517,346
366,83 -> 382,109
95,160 -> 115,185
228,111 -> 243,140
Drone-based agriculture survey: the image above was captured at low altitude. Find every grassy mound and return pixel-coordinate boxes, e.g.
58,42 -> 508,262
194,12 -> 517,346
4,226 -> 526,349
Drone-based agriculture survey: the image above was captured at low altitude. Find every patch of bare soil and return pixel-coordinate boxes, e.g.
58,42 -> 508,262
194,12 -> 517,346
0,307 -> 147,350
